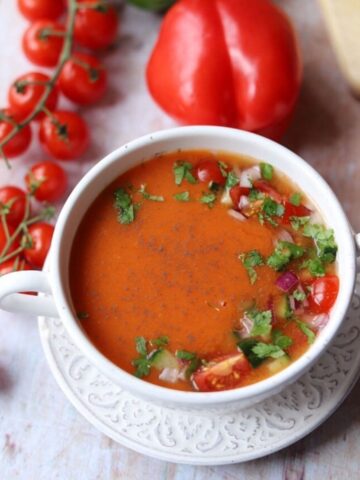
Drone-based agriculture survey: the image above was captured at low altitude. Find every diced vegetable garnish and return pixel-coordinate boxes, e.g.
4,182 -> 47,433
138,184 -> 164,202
266,355 -> 291,374
238,250 -> 264,284
275,271 -> 299,292
260,162 -> 273,180
267,241 -> 305,271
114,187 -> 136,225
173,161 -> 197,186
273,295 -> 293,320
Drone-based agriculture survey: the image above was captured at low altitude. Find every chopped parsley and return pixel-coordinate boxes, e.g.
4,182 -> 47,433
238,329 -> 292,365
267,241 -> 305,271
114,187 -> 135,224
289,192 -> 301,206
173,191 -> 190,202
292,289 -> 307,302
302,257 -> 326,277
138,184 -> 164,202
260,162 -> 273,181
303,223 -> 337,264
132,335 -> 171,378
238,250 -> 264,284
225,170 -> 239,188
290,216 -> 310,230
252,342 -> 286,359
247,308 -> 272,337
135,336 -> 147,355
272,329 -> 293,350
200,192 -> 216,207
296,320 -> 316,344
217,161 -> 229,179
261,197 -> 285,226
150,335 -> 169,347
176,349 -> 201,378
173,161 -> 197,186
249,188 -> 264,202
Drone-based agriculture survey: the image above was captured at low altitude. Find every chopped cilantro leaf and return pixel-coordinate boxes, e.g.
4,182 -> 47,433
272,329 -> 293,350
296,320 -> 316,344
200,192 -> 216,207
218,161 -> 228,178
303,223 -> 337,263
151,335 -> 169,347
138,184 -> 164,202
302,258 -> 325,277
293,289 -> 306,302
289,192 -> 301,206
173,191 -> 190,202
239,250 -> 264,284
176,350 -> 196,361
262,197 -> 285,218
238,339 -> 263,367
176,350 -> 200,378
267,241 -> 305,271
290,216 -> 310,230
260,162 -> 273,180
225,170 -> 239,188
247,309 -> 272,337
173,161 -> 197,186
249,188 -> 264,202
114,188 -> 135,224
132,357 -> 151,378
252,343 -> 286,359
135,336 -> 147,356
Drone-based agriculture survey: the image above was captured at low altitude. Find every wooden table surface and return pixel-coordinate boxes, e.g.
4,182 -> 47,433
1,1 -> 360,479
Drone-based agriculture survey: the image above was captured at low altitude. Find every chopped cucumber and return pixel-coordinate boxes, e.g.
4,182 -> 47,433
149,349 -> 179,371
267,355 -> 290,374
274,295 -> 293,320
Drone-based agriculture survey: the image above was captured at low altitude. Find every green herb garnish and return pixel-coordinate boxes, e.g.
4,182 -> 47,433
247,309 -> 272,337
260,197 -> 285,226
218,161 -> 228,179
260,162 -> 273,180
114,188 -> 135,224
267,241 -> 305,271
151,335 -> 169,347
173,191 -> 190,202
238,250 -> 264,284
225,170 -> 239,188
290,216 -> 310,230
249,188 -> 264,202
252,343 -> 286,359
302,258 -> 325,277
289,192 -> 301,206
272,329 -> 293,350
238,339 -> 263,367
176,350 -> 201,378
292,289 -> 306,302
173,161 -> 197,186
200,192 -> 216,207
296,320 -> 316,344
138,184 -> 164,202
303,223 -> 337,264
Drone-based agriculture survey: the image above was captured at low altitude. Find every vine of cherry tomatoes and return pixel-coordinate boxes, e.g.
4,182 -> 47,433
0,0 -> 120,274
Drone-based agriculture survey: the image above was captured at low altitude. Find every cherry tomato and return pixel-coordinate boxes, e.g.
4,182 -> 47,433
308,275 -> 339,314
8,72 -> 59,121
195,160 -> 226,185
229,185 -> 250,208
23,20 -> 65,67
282,201 -> 311,225
0,186 -> 27,227
0,257 -> 31,276
39,111 -> 89,160
25,161 -> 67,202
24,222 -> 54,268
58,53 -> 107,105
253,180 -> 283,203
18,0 -> 65,21
192,353 -> 251,392
0,224 -> 20,256
0,109 -> 32,158
74,0 -> 118,50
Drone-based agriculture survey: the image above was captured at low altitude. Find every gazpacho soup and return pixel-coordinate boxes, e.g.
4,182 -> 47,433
70,150 -> 339,392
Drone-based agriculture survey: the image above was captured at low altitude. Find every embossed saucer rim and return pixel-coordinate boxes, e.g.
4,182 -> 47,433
37,281 -> 360,465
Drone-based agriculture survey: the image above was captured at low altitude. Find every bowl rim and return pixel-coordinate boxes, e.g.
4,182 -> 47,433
49,126 -> 356,405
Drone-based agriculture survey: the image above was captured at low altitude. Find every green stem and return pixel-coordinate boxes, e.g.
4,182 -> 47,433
0,0 -> 78,168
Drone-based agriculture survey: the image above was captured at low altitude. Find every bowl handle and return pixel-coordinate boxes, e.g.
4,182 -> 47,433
0,270 -> 59,318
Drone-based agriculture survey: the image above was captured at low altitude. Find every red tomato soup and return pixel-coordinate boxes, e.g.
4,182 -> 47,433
70,151 -> 339,392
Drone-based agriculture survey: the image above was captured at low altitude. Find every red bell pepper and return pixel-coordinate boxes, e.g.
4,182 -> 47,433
147,0 -> 302,140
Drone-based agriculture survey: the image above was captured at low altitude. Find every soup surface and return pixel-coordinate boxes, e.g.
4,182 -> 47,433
70,150 -> 339,392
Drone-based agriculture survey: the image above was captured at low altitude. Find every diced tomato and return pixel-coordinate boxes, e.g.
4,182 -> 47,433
229,185 -> 250,208
282,201 -> 311,225
195,160 -> 227,185
192,353 -> 251,392
308,275 -> 339,314
253,180 -> 283,203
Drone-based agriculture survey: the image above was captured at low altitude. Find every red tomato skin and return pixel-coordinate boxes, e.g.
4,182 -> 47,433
147,0 -> 302,140
74,0 -> 118,50
25,161 -> 67,202
0,186 -> 27,227
24,222 -> 54,268
253,180 -> 283,203
195,160 -> 226,185
282,201 -> 311,225
229,185 -> 250,207
18,0 -> 65,21
39,111 -> 90,160
58,53 -> 107,105
23,20 -> 64,67
308,275 -> 339,314
0,258 -> 31,276
8,72 -> 58,121
192,353 -> 251,392
0,110 -> 32,158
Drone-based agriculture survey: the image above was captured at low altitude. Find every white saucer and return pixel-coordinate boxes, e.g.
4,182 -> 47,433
38,277 -> 360,466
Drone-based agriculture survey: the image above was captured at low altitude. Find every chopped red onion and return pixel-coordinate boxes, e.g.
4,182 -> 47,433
228,209 -> 246,221
310,314 -> 329,331
275,271 -> 299,292
240,166 -> 261,187
236,314 -> 254,338
277,229 -> 294,244
159,368 -> 180,383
